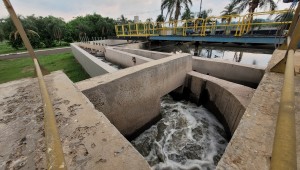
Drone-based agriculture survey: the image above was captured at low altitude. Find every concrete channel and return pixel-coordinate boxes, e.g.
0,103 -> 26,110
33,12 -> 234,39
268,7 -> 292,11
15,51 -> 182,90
2,40 -> 294,169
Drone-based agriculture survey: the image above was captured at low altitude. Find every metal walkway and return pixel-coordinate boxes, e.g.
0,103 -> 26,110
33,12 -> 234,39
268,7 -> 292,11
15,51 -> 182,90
115,10 -> 293,45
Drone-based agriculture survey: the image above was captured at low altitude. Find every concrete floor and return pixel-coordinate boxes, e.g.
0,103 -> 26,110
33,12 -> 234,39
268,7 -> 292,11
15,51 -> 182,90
0,71 -> 150,170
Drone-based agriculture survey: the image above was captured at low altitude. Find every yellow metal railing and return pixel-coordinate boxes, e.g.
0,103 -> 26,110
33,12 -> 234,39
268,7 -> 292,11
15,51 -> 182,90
270,3 -> 300,170
3,0 -> 67,169
115,10 -> 293,37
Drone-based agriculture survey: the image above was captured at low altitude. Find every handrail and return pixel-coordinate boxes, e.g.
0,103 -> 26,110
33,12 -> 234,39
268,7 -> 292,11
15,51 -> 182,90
270,3 -> 300,170
115,9 -> 293,37
2,0 -> 67,169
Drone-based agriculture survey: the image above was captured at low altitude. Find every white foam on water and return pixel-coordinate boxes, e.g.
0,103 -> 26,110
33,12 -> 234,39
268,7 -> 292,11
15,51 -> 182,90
132,96 -> 228,170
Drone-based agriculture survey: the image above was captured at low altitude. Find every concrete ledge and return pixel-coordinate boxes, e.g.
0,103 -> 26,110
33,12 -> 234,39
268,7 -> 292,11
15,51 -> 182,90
186,71 -> 255,134
71,43 -> 117,77
217,50 -> 300,169
76,54 -> 192,136
114,47 -> 171,60
0,71 -> 150,170
105,47 -> 153,68
192,57 -> 265,87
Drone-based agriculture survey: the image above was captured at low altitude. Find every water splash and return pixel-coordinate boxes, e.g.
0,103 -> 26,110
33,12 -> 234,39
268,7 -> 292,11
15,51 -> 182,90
132,96 -> 228,170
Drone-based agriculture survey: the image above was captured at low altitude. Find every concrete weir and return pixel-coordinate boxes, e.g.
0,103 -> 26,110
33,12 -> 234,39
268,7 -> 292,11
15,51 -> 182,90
69,41 -> 261,168
192,57 -> 265,87
1,40 -> 276,169
76,53 -> 193,136
71,43 -> 117,77
186,71 -> 255,135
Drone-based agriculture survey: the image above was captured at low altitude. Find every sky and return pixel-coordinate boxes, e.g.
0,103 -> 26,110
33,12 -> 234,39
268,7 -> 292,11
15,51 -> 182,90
0,0 -> 293,22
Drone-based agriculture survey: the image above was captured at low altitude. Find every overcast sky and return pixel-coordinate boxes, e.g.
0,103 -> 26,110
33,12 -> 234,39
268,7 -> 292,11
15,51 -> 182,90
0,0 -> 292,22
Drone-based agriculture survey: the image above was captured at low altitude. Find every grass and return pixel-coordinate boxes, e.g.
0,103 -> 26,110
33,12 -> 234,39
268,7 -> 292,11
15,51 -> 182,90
0,52 -> 90,84
0,41 -> 70,55
0,41 -> 26,54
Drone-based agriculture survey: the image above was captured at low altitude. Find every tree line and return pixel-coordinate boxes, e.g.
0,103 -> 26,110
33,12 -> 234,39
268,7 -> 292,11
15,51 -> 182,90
0,13 -> 116,49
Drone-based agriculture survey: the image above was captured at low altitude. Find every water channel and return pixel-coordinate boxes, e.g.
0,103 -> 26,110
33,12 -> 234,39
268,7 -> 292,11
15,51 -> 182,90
87,43 -> 273,169
150,42 -> 274,68
132,96 -> 228,170
131,43 -> 273,169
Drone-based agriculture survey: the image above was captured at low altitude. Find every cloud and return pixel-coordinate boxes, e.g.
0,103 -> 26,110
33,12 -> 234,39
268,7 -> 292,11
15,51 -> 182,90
0,0 -> 294,22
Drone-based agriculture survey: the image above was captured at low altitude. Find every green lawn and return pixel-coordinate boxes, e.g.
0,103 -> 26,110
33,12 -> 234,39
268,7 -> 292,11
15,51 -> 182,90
0,41 -> 70,55
0,41 -> 26,54
0,52 -> 90,84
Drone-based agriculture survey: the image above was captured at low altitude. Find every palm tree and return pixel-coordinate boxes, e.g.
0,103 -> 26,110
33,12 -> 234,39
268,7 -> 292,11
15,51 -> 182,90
230,0 -> 277,14
198,9 -> 212,19
229,0 -> 277,33
221,3 -> 237,23
161,0 -> 193,22
181,7 -> 194,20
156,14 -> 165,22
119,15 -> 127,24
221,4 -> 238,35
9,29 -> 40,49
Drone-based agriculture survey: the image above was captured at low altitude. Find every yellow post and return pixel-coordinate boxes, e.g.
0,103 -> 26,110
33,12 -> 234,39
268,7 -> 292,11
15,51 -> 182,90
122,25 -> 125,35
2,0 -> 67,169
128,23 -> 131,35
115,25 -> 118,36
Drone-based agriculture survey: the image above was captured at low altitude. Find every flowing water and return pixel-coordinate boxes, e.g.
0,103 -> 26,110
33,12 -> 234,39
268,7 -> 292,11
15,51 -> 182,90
132,96 -> 228,170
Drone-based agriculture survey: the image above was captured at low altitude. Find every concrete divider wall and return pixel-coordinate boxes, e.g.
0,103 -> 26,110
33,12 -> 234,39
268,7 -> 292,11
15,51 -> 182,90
114,47 -> 171,60
93,39 -> 128,46
105,47 -> 153,68
78,42 -> 106,53
192,57 -> 265,87
76,53 -> 192,136
186,71 -> 255,134
117,42 -> 148,49
71,43 -> 117,77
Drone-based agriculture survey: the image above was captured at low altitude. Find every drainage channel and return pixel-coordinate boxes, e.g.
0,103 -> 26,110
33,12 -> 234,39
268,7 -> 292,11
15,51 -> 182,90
82,48 -> 123,70
131,95 -> 228,169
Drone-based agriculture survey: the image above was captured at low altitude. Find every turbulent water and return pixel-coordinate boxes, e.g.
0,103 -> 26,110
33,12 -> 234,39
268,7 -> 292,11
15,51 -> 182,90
132,96 -> 228,170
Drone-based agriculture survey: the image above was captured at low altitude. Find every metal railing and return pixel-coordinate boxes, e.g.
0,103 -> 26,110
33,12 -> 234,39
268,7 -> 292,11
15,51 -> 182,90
115,10 -> 293,37
270,2 -> 300,170
3,0 -> 67,169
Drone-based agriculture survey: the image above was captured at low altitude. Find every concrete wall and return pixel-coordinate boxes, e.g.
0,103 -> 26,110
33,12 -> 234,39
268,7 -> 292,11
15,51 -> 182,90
186,71 -> 255,134
71,43 -> 117,77
192,57 -> 265,87
105,47 -> 153,68
117,42 -> 148,49
76,53 -> 192,136
92,39 -> 128,46
217,50 -> 300,169
115,47 -> 171,60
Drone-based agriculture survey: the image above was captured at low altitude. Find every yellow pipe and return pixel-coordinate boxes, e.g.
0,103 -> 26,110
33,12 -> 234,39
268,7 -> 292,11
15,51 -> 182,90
271,6 -> 300,168
2,0 -> 67,169
271,49 -> 296,170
